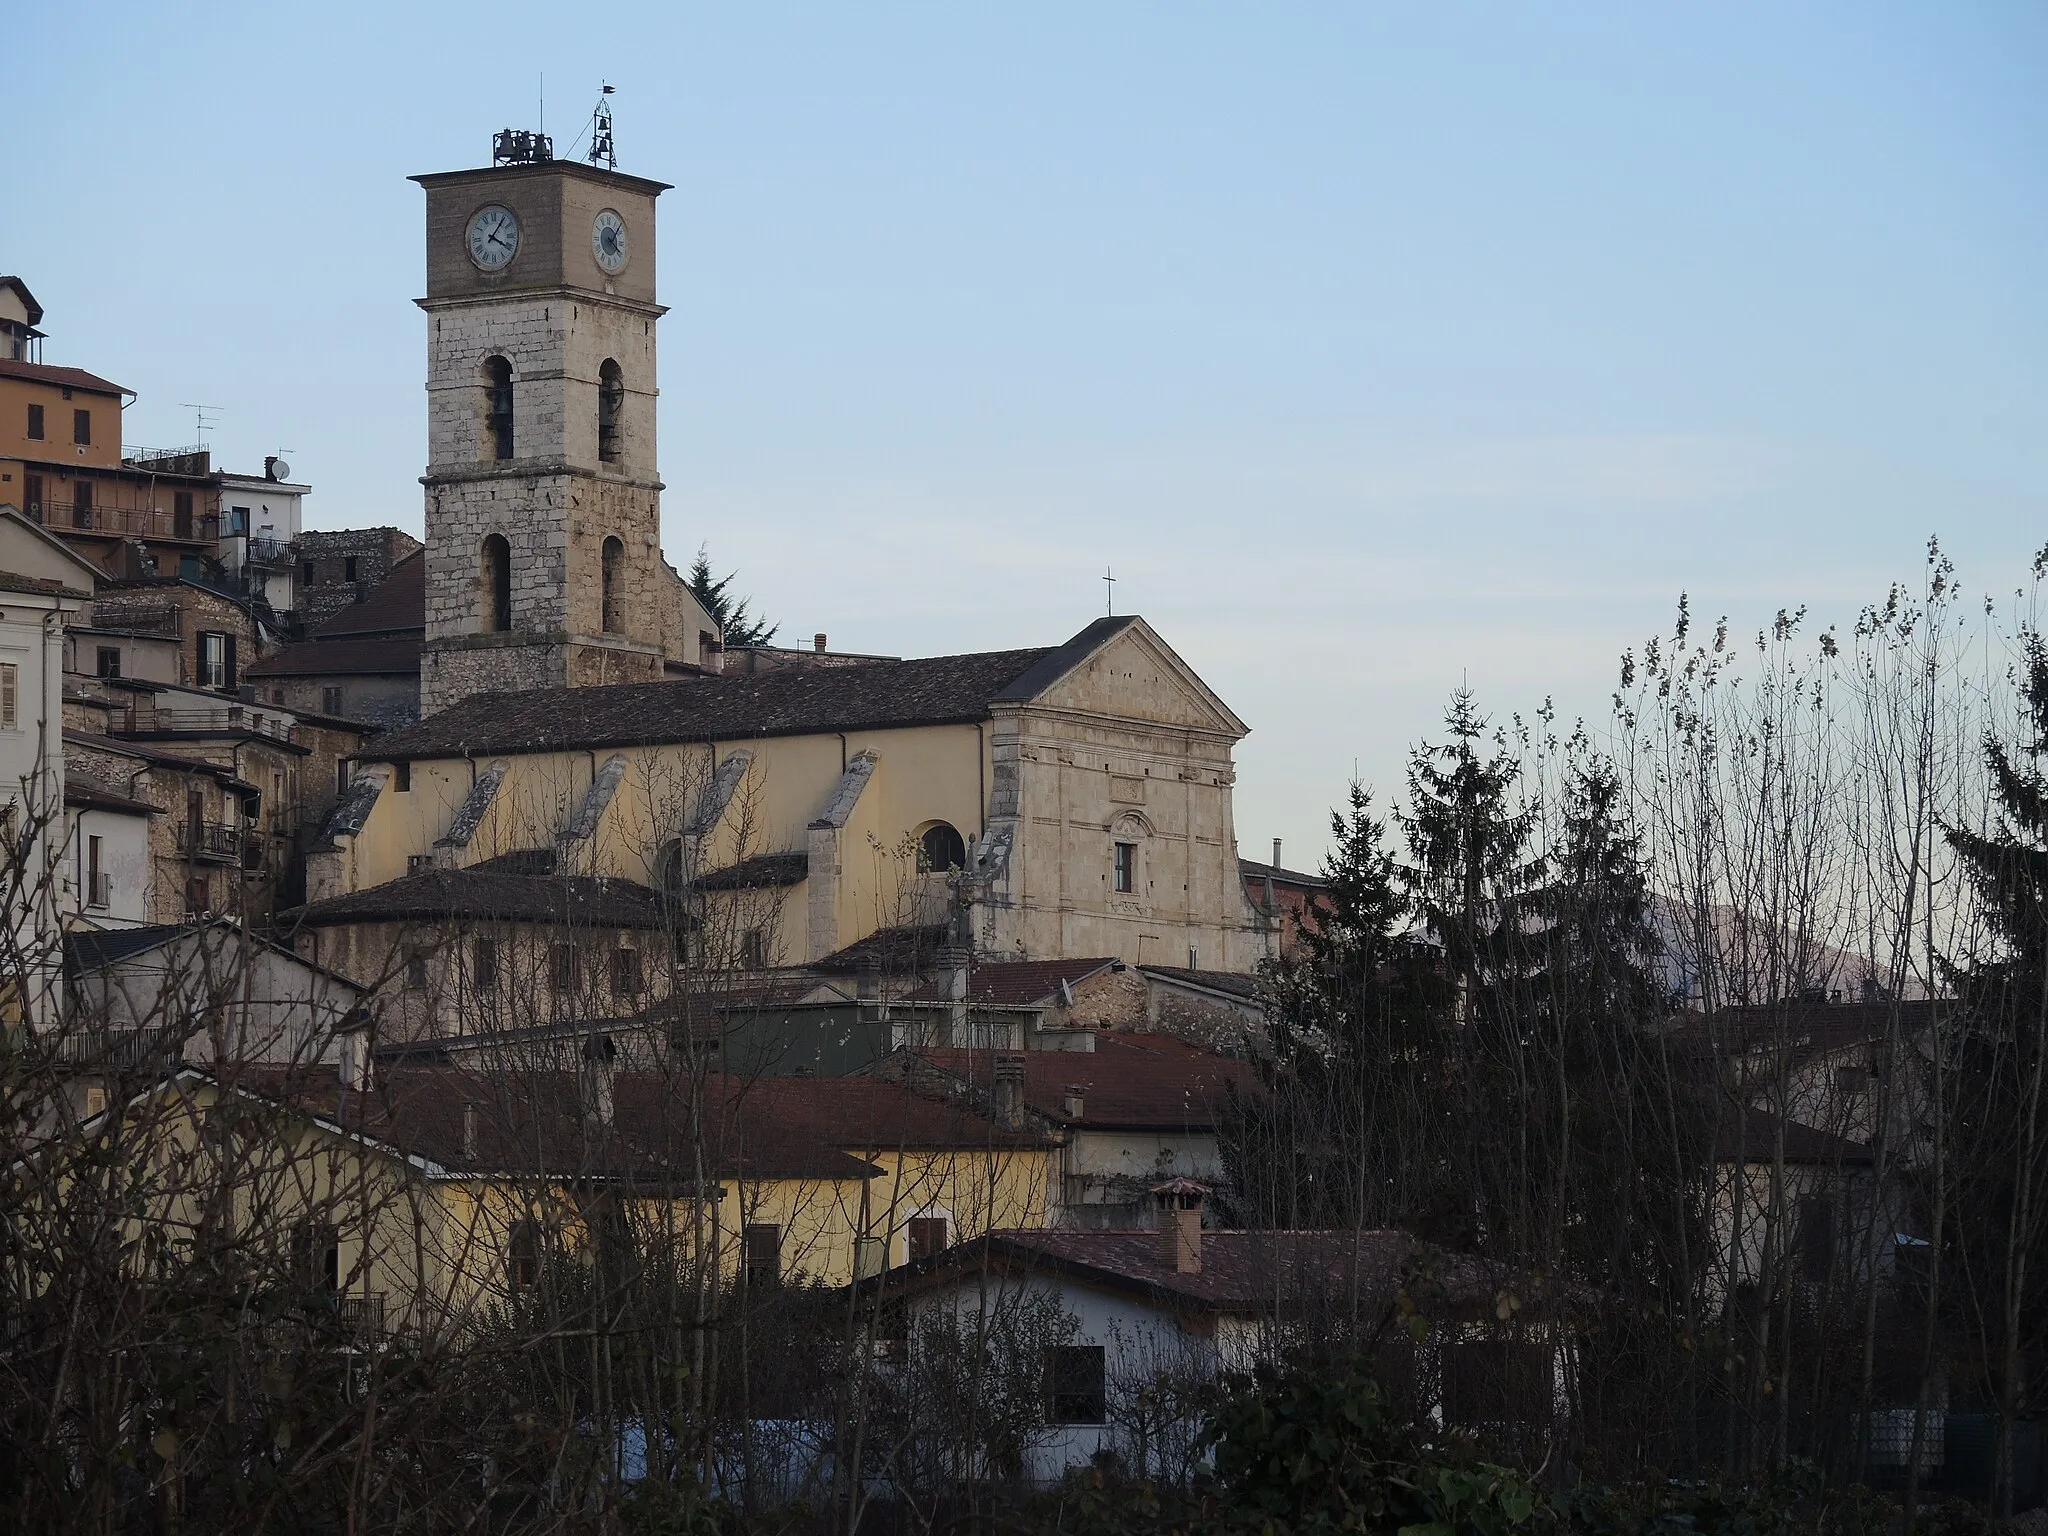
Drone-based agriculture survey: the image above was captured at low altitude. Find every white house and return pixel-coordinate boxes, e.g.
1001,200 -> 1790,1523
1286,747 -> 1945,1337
216,461 -> 308,614
62,778 -> 155,926
0,507 -> 100,1028
860,1183 -> 1581,1487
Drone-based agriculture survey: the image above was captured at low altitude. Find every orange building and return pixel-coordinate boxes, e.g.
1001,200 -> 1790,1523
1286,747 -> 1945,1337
0,354 -> 222,581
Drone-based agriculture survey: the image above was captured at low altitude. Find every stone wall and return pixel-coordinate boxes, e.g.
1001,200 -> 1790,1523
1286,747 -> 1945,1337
299,528 -> 422,630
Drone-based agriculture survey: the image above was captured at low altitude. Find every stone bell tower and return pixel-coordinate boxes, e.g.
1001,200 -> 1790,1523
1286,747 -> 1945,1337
412,134 -> 718,716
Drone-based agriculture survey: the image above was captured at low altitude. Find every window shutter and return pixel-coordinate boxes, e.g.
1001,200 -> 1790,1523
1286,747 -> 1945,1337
224,633 -> 238,691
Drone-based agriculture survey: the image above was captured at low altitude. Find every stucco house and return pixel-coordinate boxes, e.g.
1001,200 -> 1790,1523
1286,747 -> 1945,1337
859,1183 -> 1581,1486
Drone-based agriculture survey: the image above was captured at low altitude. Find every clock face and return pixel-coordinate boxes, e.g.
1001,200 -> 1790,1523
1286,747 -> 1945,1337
466,204 -> 521,271
592,209 -> 629,274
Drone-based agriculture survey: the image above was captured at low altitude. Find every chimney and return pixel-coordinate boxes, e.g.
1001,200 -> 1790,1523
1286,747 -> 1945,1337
462,1102 -> 479,1162
938,944 -> 971,1046
1152,1179 -> 1209,1274
1272,837 -> 1282,872
993,1053 -> 1026,1130
1062,1084 -> 1085,1120
814,632 -> 828,653
581,1034 -> 618,1128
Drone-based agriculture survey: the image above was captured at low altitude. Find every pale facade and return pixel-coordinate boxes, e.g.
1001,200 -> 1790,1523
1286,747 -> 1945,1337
313,616 -> 1267,973
0,510 -> 98,1026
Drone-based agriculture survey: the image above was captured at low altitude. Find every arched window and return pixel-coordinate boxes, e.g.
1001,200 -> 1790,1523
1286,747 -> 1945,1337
919,822 -> 967,873
481,534 -> 512,632
601,535 -> 624,633
597,359 -> 624,464
484,356 -> 515,460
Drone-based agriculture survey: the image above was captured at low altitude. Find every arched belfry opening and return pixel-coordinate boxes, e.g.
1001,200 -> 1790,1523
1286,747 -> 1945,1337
484,356 -> 515,460
481,534 -> 512,632
601,535 -> 625,633
597,359 -> 624,464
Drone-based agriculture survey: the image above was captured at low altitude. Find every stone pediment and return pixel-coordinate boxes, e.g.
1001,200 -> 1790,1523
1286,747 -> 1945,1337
1001,618 -> 1247,738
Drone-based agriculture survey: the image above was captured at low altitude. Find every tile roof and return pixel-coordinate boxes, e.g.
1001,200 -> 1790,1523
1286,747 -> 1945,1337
0,569 -> 89,600
1713,1107 -> 1873,1166
691,851 -> 809,890
230,1062 -> 1043,1183
310,550 -> 426,637
1238,857 -> 1328,889
64,778 -> 159,816
369,644 -> 1053,759
0,358 -> 128,395
812,924 -> 952,975
246,635 -> 422,678
1137,965 -> 1262,1002
900,1032 -> 1256,1131
64,728 -> 245,780
235,1065 -> 883,1185
874,1227 -> 1567,1321
900,957 -> 1120,1007
64,923 -> 196,972
281,867 -> 670,930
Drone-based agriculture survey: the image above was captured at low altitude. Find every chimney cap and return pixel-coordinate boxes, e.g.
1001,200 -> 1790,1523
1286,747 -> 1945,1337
814,632 -> 828,652
1151,1177 -> 1211,1201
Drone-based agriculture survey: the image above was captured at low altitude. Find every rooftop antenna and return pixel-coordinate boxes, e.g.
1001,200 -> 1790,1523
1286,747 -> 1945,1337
179,403 -> 221,445
587,83 -> 617,169
1103,567 -> 1116,616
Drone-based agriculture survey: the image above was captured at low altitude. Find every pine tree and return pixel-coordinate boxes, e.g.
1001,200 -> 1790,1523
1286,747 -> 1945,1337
1941,628 -> 2048,1513
1223,784 -> 1448,1236
686,545 -> 779,648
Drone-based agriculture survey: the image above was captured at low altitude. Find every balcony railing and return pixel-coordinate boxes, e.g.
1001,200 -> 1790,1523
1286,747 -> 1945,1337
339,1293 -> 387,1337
121,445 -> 212,474
43,1024 -> 184,1070
28,500 -> 220,544
127,703 -> 296,744
243,534 -> 294,565
177,820 -> 242,864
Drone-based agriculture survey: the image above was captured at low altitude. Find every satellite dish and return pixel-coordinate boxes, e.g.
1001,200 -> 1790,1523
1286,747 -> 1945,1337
266,457 -> 291,482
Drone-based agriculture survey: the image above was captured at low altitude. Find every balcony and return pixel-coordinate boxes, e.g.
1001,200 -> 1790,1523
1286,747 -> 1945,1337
126,702 -> 296,745
121,445 -> 211,475
44,1024 -> 183,1070
177,820 -> 242,864
338,1293 -> 387,1337
27,500 -> 219,545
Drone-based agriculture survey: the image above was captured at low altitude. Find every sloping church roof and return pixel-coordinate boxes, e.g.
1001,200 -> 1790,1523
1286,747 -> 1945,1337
366,617 -> 1147,760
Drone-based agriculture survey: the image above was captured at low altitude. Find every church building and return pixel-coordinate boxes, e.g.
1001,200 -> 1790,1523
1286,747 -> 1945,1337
289,134 -> 1274,1034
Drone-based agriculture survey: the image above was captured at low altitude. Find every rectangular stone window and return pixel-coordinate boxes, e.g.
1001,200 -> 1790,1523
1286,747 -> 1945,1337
26,403 -> 43,440
611,947 -> 643,997
322,686 -> 343,715
72,407 -> 91,445
473,937 -> 499,992
1113,841 -> 1136,893
95,646 -> 120,678
551,944 -> 581,993
743,1223 -> 782,1288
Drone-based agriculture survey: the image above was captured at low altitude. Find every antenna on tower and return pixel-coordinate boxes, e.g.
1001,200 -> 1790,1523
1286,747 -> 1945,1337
587,83 -> 617,170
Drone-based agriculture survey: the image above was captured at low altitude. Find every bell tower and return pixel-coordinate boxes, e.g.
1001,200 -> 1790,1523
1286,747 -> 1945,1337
412,132 -> 717,716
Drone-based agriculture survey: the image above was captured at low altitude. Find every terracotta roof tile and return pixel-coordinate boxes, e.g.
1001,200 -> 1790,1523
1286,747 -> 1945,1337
368,645 -> 1055,759
901,957 -> 1120,1007
903,1032 -> 1256,1131
246,634 -> 422,678
0,358 -> 127,395
281,867 -> 669,930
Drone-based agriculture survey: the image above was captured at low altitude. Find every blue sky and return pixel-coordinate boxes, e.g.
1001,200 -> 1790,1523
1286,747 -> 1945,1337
9,4 -> 2045,863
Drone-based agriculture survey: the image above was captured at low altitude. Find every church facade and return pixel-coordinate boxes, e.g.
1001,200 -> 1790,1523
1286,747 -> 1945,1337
289,140 -> 1274,1020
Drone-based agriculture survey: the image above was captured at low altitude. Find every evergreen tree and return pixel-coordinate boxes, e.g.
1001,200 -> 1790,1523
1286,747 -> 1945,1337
1941,628 -> 2048,1511
1223,784 -> 1449,1237
687,545 -> 779,648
